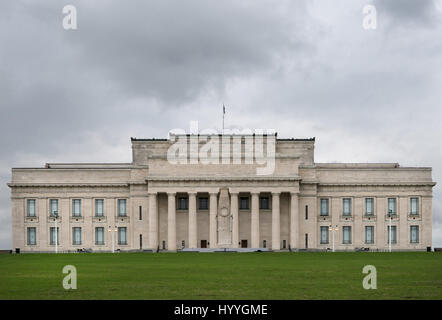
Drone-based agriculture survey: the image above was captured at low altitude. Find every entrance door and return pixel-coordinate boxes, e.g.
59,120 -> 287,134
200,240 -> 207,248
241,240 -> 248,248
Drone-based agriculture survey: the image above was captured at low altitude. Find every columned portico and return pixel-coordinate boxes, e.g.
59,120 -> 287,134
209,192 -> 217,248
230,192 -> 239,248
188,192 -> 197,249
272,192 -> 281,250
290,192 -> 299,249
251,192 -> 260,248
167,192 -> 176,251
148,192 -> 158,250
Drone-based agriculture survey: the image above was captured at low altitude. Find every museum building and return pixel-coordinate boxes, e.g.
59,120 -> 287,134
8,133 -> 435,252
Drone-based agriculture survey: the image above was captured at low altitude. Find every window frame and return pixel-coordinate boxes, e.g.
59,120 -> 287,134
95,199 -> 104,217
342,226 -> 352,244
27,227 -> 36,245
118,227 -> 127,245
259,196 -> 270,210
198,197 -> 209,210
365,198 -> 374,216
177,197 -> 189,210
410,198 -> 419,216
117,199 -> 127,217
410,225 -> 419,243
27,199 -> 36,217
239,197 -> 250,210
72,199 -> 82,217
320,198 -> 329,216
342,198 -> 352,217
320,226 -> 329,244
95,227 -> 104,245
365,226 -> 374,244
387,225 -> 397,244
72,227 -> 82,245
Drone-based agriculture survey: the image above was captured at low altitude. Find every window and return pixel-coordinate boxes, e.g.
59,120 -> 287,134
27,227 -> 36,245
181,240 -> 185,248
72,199 -> 81,217
388,198 -> 397,215
27,199 -> 36,217
239,197 -> 249,210
73,227 -> 82,245
320,199 -> 329,216
118,199 -> 127,216
305,205 -> 308,220
178,197 -> 188,210
95,199 -> 104,217
95,227 -> 104,245
199,197 -> 209,210
387,226 -> 397,244
139,206 -> 142,220
162,240 -> 166,250
342,198 -> 352,216
343,226 -> 352,244
118,227 -> 127,245
320,226 -> 329,244
263,240 -> 267,248
410,198 -> 419,215
282,239 -> 286,249
260,197 -> 270,210
305,233 -> 308,248
365,198 -> 374,216
49,199 -> 58,216
410,226 -> 419,243
365,226 -> 374,244
50,227 -> 59,245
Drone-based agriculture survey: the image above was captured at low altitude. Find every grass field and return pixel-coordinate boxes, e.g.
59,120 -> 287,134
0,252 -> 441,300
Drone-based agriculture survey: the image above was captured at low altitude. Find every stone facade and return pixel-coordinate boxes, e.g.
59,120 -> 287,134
8,134 -> 436,252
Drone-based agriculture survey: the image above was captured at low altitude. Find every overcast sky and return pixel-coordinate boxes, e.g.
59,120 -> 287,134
0,0 -> 441,249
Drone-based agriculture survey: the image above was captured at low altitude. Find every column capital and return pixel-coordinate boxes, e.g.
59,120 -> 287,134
229,192 -> 239,196
271,191 -> 281,196
187,192 -> 197,196
209,192 -> 219,196
250,192 -> 260,196
167,192 -> 176,196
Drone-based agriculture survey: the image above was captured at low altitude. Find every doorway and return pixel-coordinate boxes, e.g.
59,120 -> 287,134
241,240 -> 248,248
200,240 -> 207,248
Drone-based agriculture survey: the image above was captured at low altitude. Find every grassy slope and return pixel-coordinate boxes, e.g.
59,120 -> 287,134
0,252 -> 441,300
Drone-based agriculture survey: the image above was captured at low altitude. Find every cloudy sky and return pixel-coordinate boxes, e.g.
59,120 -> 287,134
0,0 -> 441,248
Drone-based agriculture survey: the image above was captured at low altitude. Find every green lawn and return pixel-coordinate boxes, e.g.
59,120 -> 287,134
0,252 -> 441,300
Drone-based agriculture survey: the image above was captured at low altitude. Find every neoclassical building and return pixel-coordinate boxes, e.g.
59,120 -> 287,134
8,133 -> 435,252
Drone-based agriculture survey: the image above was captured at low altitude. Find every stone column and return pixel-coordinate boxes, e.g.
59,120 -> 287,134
167,192 -> 176,251
230,192 -> 239,248
272,192 -> 281,250
209,192 -> 218,248
290,192 -> 299,249
188,192 -> 197,249
148,192 -> 158,250
251,192 -> 260,248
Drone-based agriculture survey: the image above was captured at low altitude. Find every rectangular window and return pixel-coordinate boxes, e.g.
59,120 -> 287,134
365,198 -> 374,216
95,227 -> 104,245
72,199 -> 81,217
342,198 -> 352,216
95,199 -> 104,217
320,226 -> 329,244
263,240 -> 267,248
282,239 -> 286,249
410,226 -> 419,243
50,227 -> 59,245
27,227 -> 36,245
343,226 -> 352,244
27,199 -> 36,217
239,197 -> 249,210
387,225 -> 397,244
388,198 -> 397,215
260,197 -> 270,210
410,198 -> 419,215
73,227 -> 82,245
305,205 -> 308,220
118,199 -> 127,216
365,226 -> 374,244
199,197 -> 209,210
178,197 -> 188,210
139,206 -> 142,220
49,199 -> 58,216
118,227 -> 127,245
320,199 -> 329,216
